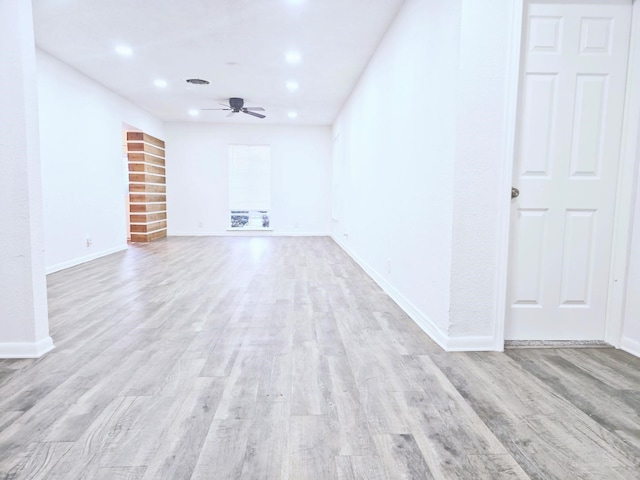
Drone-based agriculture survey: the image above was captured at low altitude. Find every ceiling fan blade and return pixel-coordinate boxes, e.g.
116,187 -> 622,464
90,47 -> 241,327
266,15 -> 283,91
243,107 -> 265,111
243,110 -> 266,119
201,108 -> 231,111
226,111 -> 236,117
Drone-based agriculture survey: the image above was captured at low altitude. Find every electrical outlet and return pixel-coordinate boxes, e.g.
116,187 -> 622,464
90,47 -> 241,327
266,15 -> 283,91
86,237 -> 92,247
198,221 -> 203,228
387,259 -> 392,274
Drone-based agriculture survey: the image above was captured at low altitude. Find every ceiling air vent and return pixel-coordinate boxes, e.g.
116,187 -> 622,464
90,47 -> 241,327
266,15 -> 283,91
186,78 -> 210,85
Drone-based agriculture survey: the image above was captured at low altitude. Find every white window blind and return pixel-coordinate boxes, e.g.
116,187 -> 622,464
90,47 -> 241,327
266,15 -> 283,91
228,145 -> 271,211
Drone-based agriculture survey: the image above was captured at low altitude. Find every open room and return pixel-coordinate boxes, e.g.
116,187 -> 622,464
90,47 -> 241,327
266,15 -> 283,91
2,0 -> 640,478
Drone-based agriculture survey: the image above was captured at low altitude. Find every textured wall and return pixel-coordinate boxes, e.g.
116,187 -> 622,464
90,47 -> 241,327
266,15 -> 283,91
332,0 -> 461,337
0,0 -> 52,356
331,0 -> 519,349
621,0 -> 640,356
623,151 -> 640,354
448,0 -> 516,340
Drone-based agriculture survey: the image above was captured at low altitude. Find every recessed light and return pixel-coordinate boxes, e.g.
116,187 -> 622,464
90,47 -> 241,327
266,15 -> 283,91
188,109 -> 199,117
154,79 -> 168,88
285,51 -> 302,64
115,45 -> 133,56
288,111 -> 298,119
287,0 -> 304,4
186,78 -> 210,85
286,81 -> 299,91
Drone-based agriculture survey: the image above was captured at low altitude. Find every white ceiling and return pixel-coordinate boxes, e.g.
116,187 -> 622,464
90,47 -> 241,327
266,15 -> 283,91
32,0 -> 406,125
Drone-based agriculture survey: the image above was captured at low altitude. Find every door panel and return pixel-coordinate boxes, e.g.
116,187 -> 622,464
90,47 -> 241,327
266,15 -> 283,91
513,209 -> 548,306
559,209 -> 596,306
570,75 -> 608,177
506,2 -> 631,340
519,74 -> 558,177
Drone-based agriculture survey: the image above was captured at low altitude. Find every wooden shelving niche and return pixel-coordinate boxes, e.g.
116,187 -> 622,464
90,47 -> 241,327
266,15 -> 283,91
127,132 -> 167,242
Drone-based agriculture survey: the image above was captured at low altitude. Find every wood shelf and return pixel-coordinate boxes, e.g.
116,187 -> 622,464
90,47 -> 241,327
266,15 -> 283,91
127,131 -> 167,243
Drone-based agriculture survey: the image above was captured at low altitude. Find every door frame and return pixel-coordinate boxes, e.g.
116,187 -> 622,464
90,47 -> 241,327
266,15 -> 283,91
495,0 -> 640,350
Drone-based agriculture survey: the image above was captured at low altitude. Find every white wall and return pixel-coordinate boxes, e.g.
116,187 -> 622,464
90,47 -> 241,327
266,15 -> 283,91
0,0 -> 52,358
165,123 -> 331,236
37,50 -> 164,272
448,0 -> 517,342
331,0 -> 517,350
332,0 -> 461,340
620,0 -> 640,357
623,154 -> 640,355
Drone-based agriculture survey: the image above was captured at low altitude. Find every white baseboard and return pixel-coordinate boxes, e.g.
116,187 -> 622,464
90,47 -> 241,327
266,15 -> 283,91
445,335 -> 497,352
331,236 -> 450,351
0,336 -> 55,358
620,336 -> 640,358
168,232 -> 331,237
331,236 -> 501,352
46,244 -> 128,274
272,232 -> 332,237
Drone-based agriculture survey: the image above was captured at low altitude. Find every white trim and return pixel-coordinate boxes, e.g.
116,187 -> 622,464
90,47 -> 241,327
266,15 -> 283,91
46,244 -> 128,274
620,336 -> 640,358
331,235 -> 449,352
331,236 -> 500,352
0,337 -> 55,358
495,0 -> 525,352
227,228 -> 273,232
445,335 -> 497,352
331,235 -> 504,352
530,0 -> 631,4
605,0 -> 640,347
271,232 -> 332,237
168,232 -> 331,237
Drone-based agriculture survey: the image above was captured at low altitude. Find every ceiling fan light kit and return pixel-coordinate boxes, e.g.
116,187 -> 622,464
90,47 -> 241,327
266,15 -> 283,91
202,97 -> 266,119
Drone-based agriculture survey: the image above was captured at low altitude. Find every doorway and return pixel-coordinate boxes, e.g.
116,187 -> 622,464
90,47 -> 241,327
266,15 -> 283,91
505,1 -> 633,340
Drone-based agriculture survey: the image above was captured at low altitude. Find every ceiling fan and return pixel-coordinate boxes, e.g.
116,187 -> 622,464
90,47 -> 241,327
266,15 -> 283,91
202,97 -> 266,118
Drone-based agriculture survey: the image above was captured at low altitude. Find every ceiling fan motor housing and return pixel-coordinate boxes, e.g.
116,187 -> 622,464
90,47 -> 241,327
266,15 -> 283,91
229,97 -> 244,111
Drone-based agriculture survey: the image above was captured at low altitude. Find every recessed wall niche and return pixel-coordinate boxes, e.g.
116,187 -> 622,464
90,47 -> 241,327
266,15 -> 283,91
126,132 -> 167,242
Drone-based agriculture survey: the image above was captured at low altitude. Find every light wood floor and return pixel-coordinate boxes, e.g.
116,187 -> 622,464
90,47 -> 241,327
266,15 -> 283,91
1,236 -> 639,479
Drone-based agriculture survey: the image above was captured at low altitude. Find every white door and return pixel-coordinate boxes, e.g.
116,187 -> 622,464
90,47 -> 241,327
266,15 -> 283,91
506,1 -> 632,340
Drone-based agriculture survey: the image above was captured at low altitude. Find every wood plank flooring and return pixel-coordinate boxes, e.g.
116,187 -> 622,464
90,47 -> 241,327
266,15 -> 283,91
1,236 -> 639,479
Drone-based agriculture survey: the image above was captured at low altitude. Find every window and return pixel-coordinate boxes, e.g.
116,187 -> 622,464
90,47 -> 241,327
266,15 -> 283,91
228,145 -> 271,229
